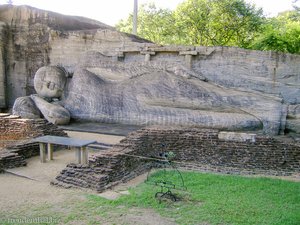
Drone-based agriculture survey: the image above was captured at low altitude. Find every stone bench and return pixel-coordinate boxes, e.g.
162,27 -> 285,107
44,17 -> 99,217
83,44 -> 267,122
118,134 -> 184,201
32,135 -> 96,165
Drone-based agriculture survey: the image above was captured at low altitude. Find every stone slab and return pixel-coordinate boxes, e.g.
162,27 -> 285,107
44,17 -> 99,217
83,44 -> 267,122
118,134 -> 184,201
33,135 -> 96,147
218,131 -> 256,143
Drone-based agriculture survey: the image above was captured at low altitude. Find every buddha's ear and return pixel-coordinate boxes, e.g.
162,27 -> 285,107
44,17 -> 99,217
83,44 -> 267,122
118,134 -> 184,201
56,65 -> 72,78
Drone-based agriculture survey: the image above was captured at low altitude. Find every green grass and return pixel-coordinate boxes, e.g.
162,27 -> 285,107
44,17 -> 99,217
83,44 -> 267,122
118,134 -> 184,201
1,171 -> 299,225
86,171 -> 300,225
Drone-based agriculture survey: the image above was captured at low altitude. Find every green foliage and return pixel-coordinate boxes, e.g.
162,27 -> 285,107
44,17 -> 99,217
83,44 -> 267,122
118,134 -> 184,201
115,14 -> 133,34
251,10 -> 300,54
175,0 -> 264,47
116,0 -> 300,54
116,3 -> 177,44
116,0 -> 264,47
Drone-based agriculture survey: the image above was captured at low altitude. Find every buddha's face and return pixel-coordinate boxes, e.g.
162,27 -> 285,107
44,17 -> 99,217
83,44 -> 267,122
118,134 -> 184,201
34,66 -> 67,98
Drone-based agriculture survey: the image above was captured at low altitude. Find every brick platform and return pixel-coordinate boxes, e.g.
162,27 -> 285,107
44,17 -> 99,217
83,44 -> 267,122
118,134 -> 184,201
53,126 -> 300,192
0,114 -> 67,172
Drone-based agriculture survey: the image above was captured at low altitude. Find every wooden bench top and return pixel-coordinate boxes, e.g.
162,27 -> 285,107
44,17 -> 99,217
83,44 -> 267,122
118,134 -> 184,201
33,135 -> 96,147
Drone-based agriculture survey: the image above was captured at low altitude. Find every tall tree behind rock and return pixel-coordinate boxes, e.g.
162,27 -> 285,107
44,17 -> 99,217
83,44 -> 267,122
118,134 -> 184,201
250,10 -> 300,54
175,0 -> 264,47
116,0 -> 264,47
116,3 -> 177,45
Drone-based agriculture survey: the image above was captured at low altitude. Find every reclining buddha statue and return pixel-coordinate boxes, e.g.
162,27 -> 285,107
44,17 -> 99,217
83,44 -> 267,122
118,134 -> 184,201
12,56 -> 286,135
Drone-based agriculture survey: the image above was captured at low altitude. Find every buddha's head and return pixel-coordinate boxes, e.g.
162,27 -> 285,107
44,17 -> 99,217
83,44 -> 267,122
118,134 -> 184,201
34,66 -> 67,98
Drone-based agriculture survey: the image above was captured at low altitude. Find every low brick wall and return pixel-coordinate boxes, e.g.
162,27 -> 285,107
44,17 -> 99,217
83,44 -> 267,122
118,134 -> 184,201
53,126 -> 300,192
128,128 -> 299,173
0,114 -> 66,143
0,113 -> 67,171
53,147 -> 151,192
0,151 -> 26,170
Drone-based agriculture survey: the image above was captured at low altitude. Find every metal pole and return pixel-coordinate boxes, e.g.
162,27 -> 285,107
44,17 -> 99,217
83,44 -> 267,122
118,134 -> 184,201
133,0 -> 138,35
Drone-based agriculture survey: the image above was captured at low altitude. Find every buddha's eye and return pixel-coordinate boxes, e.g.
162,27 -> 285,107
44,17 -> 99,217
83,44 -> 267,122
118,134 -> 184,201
49,82 -> 55,90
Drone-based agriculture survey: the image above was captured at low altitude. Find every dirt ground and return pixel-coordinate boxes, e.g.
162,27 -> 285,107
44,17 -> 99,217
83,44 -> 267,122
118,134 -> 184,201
1,131 -> 298,224
0,132 -> 176,225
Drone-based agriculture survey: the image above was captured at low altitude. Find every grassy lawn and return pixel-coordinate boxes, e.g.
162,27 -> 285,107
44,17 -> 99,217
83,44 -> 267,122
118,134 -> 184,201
1,171 -> 299,225
85,171 -> 300,225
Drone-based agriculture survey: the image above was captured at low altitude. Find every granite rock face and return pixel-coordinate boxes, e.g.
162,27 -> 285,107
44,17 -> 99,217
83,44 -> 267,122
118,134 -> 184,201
1,5 -> 300,135
192,47 -> 300,104
0,4 -> 152,108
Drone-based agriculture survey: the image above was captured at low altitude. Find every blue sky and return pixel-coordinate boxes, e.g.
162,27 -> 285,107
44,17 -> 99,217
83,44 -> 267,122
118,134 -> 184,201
4,0 -> 298,26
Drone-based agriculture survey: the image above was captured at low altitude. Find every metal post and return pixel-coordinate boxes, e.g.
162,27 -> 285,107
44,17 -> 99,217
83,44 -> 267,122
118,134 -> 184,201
133,0 -> 138,35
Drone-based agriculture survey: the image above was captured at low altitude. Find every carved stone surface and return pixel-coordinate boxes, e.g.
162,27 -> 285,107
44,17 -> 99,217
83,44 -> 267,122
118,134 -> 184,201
286,105 -> 300,134
12,65 -> 71,125
62,60 -> 284,135
34,66 -> 67,98
31,95 -> 70,125
12,96 -> 41,119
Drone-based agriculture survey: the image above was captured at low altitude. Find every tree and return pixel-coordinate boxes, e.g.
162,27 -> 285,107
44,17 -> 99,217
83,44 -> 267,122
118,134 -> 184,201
117,0 -> 264,47
116,3 -> 177,44
250,10 -> 300,54
174,0 -> 264,47
116,0 -> 299,54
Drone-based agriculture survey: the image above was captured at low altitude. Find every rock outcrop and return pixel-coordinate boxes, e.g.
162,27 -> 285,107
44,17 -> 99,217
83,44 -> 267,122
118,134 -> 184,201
1,5 -> 300,135
0,4 -> 152,108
